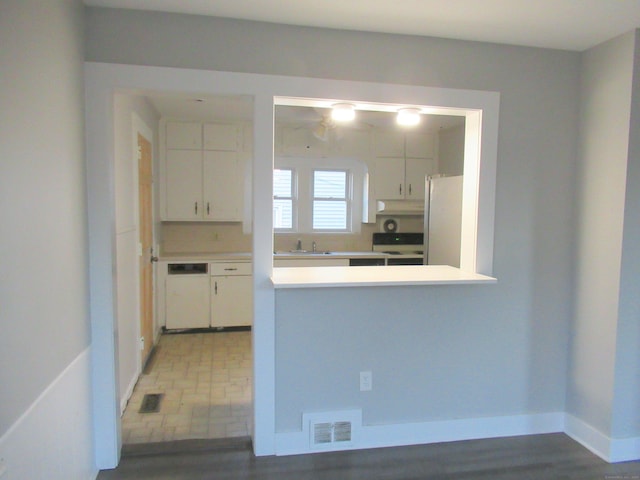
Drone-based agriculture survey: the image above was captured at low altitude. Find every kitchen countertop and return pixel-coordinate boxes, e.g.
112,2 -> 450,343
158,251 -> 387,261
271,265 -> 497,288
158,252 -> 252,262
273,251 -> 387,259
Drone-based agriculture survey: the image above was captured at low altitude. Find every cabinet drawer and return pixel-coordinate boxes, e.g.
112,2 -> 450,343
210,262 -> 252,276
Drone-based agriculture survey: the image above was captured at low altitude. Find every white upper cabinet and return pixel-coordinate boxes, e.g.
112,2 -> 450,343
405,131 -> 435,158
373,131 -> 405,157
203,151 -> 241,221
203,123 -> 240,151
166,122 -> 202,149
372,130 -> 436,201
165,150 -> 203,219
161,121 -> 244,221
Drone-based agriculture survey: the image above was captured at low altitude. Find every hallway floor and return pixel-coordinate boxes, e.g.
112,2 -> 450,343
121,331 -> 252,444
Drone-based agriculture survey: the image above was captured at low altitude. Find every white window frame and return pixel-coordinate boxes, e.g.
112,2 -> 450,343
273,167 -> 296,231
274,158 -> 363,234
311,168 -> 351,233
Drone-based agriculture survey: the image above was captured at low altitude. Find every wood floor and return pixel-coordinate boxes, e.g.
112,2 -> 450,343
98,433 -> 640,479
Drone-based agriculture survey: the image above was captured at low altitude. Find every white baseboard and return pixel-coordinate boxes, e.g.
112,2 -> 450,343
565,414 -> 640,463
0,347 -> 97,479
120,368 -> 140,416
276,412 -> 565,456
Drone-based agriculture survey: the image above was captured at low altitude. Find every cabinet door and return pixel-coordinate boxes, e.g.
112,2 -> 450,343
332,129 -> 371,158
165,150 -> 203,219
373,157 -> 405,199
373,131 -> 404,157
203,151 -> 242,221
405,157 -> 435,200
165,275 -> 210,329
166,122 -> 202,149
203,123 -> 239,151
211,275 -> 252,327
405,131 -> 435,158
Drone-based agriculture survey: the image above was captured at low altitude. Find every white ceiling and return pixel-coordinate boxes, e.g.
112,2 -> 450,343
85,0 -> 640,51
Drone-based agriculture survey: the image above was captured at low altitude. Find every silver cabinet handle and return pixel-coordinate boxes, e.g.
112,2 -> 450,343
207,202 -> 210,215
224,268 -> 238,271
214,281 -> 218,295
194,202 -> 198,215
409,184 -> 412,195
399,184 -> 402,195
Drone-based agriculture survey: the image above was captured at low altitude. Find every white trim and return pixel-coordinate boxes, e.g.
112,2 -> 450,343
85,62 -> 500,464
120,372 -> 138,416
565,414 -> 640,463
276,412 -> 564,456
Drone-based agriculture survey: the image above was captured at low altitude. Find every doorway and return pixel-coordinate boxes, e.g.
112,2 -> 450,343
119,95 -> 255,446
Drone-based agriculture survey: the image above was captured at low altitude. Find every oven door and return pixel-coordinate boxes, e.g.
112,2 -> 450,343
386,255 -> 424,265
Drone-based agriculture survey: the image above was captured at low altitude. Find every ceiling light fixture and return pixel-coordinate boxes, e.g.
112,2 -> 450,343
396,108 -> 421,126
331,103 -> 356,122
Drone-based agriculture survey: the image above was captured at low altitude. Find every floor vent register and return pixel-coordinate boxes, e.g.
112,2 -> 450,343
139,393 -> 163,413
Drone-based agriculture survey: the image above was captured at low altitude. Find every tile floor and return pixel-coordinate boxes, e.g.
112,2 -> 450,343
121,330 -> 252,444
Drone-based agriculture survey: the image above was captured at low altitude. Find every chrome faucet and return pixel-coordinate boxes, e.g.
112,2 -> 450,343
296,238 -> 302,251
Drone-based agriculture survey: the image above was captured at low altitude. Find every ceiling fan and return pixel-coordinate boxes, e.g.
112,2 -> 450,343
307,107 -> 372,142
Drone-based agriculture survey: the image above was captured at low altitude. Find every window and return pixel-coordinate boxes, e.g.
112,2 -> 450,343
273,164 -> 356,233
312,170 -> 349,231
273,168 -> 294,229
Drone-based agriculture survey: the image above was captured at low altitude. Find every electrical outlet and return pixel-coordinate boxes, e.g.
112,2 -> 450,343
359,371 -> 372,391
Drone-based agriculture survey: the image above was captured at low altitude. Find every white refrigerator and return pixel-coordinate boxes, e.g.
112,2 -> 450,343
423,175 -> 463,267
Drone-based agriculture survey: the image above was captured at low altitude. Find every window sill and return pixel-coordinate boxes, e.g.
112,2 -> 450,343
271,265 -> 497,289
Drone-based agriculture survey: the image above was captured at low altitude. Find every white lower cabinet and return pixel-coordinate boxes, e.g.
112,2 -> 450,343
165,274 -> 210,329
210,262 -> 253,327
162,261 -> 252,329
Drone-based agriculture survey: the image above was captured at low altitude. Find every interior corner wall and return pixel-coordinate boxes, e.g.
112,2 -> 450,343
568,30 -> 636,441
0,1 -> 96,478
611,29 -> 640,439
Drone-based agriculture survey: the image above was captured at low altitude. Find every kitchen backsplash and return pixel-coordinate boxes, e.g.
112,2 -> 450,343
160,216 -> 424,254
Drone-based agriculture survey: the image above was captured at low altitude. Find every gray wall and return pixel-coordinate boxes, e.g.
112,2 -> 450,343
0,0 -> 89,434
86,8 -> 579,431
568,30 -> 640,438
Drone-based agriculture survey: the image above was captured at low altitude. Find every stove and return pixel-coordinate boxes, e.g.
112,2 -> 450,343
372,233 -> 424,265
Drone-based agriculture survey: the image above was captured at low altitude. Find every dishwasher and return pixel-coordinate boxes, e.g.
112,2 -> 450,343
165,263 -> 210,330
